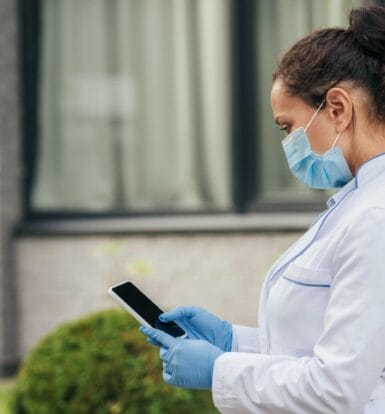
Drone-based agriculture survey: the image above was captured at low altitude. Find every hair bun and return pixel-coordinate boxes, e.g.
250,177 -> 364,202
348,5 -> 385,58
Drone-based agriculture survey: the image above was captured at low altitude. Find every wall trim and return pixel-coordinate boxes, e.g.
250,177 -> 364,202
15,212 -> 321,236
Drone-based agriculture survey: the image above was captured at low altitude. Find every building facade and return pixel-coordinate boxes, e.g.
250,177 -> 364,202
0,0 -> 381,375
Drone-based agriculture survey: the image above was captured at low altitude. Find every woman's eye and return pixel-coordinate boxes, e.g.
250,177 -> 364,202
279,125 -> 291,134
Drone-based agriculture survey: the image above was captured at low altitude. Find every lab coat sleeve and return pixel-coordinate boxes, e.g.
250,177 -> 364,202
212,206 -> 385,414
231,324 -> 261,353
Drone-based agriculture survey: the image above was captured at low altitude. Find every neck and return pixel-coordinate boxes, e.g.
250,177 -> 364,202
350,127 -> 385,174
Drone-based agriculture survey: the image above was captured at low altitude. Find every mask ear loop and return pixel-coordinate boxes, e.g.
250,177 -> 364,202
331,132 -> 341,149
304,99 -> 325,132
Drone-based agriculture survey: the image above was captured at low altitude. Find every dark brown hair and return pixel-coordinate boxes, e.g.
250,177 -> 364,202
272,5 -> 385,120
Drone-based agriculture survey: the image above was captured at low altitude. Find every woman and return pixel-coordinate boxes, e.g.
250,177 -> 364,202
139,5 -> 385,413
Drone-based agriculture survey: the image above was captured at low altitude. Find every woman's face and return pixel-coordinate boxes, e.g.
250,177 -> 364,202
270,78 -> 341,155
271,77 -> 385,176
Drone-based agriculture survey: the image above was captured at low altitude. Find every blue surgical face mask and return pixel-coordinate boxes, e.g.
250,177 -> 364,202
281,100 -> 353,189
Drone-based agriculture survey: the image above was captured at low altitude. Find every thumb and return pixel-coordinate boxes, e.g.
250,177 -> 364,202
160,306 -> 200,322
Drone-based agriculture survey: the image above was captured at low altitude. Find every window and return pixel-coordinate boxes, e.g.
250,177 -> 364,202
20,0 -> 366,218
26,0 -> 232,214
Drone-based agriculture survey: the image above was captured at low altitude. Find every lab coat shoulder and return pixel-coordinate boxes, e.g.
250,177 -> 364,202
212,205 -> 385,414
331,204 -> 385,277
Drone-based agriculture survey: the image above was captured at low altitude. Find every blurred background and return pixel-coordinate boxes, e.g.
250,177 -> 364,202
0,0 -> 382,381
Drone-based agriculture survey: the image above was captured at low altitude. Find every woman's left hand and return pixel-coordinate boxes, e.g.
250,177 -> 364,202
139,325 -> 224,390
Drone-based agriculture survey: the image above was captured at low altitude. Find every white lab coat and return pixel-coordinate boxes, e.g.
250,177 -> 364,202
212,152 -> 385,414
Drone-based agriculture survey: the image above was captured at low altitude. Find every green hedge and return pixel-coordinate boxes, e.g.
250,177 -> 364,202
13,309 -> 218,414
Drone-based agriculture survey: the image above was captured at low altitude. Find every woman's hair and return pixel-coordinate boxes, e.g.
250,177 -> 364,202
272,5 -> 385,120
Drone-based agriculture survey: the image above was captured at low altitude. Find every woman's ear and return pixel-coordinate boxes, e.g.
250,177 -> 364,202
325,87 -> 353,132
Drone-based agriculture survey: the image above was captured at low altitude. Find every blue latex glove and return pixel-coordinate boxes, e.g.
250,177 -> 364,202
158,306 -> 233,352
139,325 -> 224,390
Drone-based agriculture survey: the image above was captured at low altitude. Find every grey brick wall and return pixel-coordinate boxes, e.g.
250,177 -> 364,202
15,232 -> 301,356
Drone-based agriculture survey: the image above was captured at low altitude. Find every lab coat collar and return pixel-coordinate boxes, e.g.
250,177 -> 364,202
326,151 -> 385,208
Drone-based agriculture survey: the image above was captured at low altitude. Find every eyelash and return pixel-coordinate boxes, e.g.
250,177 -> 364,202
279,125 -> 290,134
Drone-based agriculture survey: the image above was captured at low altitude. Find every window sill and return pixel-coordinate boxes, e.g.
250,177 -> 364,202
15,212 -> 321,236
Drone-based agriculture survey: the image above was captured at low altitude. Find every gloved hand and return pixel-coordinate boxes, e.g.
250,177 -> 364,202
158,306 -> 233,352
139,325 -> 224,390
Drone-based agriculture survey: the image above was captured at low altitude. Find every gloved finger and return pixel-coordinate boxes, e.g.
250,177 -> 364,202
159,346 -> 171,363
139,326 -> 159,345
162,369 -> 173,384
162,358 -> 173,376
147,336 -> 162,347
159,306 -> 201,322
139,326 -> 175,349
162,355 -> 173,378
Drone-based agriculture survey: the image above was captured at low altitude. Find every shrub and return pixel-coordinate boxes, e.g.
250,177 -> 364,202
13,309 -> 218,414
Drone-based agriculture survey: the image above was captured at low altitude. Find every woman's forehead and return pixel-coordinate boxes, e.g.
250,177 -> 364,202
271,79 -> 309,118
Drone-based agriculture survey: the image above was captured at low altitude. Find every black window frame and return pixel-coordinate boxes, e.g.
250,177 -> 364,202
19,0 -> 336,224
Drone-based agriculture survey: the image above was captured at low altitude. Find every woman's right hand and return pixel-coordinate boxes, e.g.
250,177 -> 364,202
159,306 -> 233,352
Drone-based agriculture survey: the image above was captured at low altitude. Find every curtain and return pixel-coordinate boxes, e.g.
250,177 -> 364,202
32,0 -> 231,212
256,0 -> 363,202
